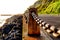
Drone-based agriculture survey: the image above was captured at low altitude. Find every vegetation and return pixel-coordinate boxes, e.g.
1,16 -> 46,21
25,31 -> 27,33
33,0 -> 60,14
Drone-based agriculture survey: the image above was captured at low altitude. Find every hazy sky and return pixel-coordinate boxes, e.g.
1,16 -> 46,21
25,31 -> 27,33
0,0 -> 37,15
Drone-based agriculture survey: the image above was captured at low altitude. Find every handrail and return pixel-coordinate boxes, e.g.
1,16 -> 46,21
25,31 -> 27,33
31,12 -> 60,38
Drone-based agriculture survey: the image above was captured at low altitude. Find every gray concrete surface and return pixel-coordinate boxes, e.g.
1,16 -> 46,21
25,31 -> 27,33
39,15 -> 60,28
39,15 -> 60,40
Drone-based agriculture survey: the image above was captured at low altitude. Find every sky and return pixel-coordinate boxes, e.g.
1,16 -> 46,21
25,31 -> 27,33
0,0 -> 37,15
0,0 -> 37,27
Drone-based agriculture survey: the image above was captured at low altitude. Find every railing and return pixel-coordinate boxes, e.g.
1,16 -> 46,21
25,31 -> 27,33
1,8 -> 60,40
31,12 -> 60,38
